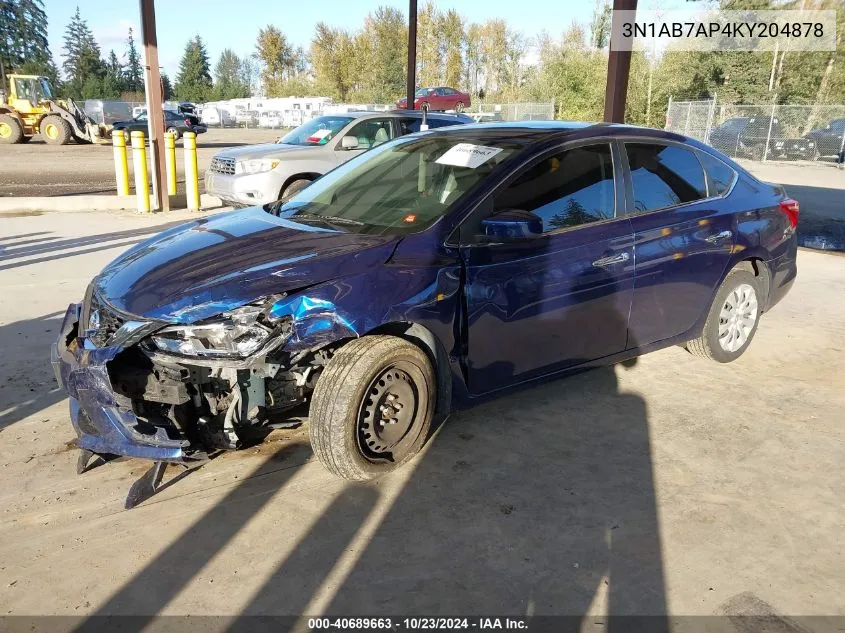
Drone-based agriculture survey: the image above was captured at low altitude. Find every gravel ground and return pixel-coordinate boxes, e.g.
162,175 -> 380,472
0,211 -> 844,623
0,127 -> 282,197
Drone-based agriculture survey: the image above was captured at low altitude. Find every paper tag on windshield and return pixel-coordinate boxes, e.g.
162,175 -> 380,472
436,143 -> 503,169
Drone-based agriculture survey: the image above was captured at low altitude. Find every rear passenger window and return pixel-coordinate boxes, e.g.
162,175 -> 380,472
493,143 -> 616,232
625,143 -> 706,213
697,151 -> 736,196
399,117 -> 457,134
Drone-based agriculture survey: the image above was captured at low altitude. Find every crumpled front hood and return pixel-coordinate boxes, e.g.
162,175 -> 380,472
95,208 -> 399,323
213,143 -> 317,161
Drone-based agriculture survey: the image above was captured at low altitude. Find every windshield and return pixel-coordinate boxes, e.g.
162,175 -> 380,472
279,116 -> 353,146
268,135 -> 524,235
415,88 -> 430,97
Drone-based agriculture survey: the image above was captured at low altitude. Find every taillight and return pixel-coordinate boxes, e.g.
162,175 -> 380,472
779,198 -> 799,228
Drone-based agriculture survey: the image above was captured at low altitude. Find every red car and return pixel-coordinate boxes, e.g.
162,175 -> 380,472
396,86 -> 471,112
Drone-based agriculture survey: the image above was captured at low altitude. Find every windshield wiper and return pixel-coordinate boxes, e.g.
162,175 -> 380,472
290,213 -> 365,227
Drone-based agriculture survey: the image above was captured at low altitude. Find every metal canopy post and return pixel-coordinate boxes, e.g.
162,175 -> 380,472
603,0 -> 638,123
139,0 -> 169,212
406,0 -> 418,110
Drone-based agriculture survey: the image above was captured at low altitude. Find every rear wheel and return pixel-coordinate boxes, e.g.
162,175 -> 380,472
0,114 -> 23,144
686,268 -> 762,363
309,335 -> 435,480
40,115 -> 71,145
420,102 -> 430,113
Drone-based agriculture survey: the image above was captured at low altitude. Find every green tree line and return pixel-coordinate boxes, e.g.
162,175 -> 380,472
2,0 -> 844,128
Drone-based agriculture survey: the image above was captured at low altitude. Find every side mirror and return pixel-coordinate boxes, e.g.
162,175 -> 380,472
481,209 -> 543,241
340,136 -> 359,150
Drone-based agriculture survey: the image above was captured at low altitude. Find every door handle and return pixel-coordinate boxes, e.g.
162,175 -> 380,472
705,230 -> 733,244
592,252 -> 630,267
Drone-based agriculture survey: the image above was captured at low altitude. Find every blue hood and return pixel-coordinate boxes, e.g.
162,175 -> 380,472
95,207 -> 400,322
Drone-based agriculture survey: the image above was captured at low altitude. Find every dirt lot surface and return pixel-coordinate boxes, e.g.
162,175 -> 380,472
0,210 -> 844,627
0,128 -> 282,197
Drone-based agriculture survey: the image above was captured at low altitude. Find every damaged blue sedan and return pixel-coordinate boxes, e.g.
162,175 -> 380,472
51,122 -> 798,506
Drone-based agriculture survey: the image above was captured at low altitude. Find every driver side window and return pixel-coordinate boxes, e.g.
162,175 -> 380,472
492,143 -> 616,233
344,119 -> 392,149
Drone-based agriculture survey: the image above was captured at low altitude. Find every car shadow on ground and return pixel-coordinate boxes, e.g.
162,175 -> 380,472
780,183 -> 845,251
72,262 -> 669,631
0,312 -> 66,433
0,220 -> 190,272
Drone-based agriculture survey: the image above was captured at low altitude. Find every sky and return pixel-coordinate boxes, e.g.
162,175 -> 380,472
43,0 -> 683,81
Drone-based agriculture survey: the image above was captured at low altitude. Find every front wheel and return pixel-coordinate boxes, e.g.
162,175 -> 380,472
279,178 -> 312,203
686,268 -> 762,363
166,126 -> 181,140
309,335 -> 435,480
40,115 -> 71,145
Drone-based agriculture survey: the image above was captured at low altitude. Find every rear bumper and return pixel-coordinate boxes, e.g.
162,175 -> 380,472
51,303 -> 191,463
765,236 -> 798,312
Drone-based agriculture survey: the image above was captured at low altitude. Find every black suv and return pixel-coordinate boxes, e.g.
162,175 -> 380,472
710,116 -> 816,161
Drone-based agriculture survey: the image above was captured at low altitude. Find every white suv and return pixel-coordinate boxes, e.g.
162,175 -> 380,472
205,110 -> 473,207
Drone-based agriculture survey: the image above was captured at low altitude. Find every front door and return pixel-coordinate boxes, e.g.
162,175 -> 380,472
622,142 -> 736,347
335,118 -> 393,165
460,142 -> 634,396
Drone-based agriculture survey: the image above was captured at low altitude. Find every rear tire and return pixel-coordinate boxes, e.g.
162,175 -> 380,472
309,335 -> 435,481
279,178 -> 312,202
0,114 -> 24,144
686,268 -> 762,363
40,115 -> 71,145
420,102 -> 430,113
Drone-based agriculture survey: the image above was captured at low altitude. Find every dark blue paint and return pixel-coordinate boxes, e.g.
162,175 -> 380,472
53,123 -> 798,462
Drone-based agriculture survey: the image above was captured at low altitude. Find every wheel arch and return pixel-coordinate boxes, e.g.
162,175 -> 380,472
364,321 -> 453,419
280,172 -> 321,197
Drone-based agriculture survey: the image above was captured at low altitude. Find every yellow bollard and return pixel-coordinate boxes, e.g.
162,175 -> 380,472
130,131 -> 151,213
164,132 -> 177,196
183,131 -> 200,211
112,130 -> 130,196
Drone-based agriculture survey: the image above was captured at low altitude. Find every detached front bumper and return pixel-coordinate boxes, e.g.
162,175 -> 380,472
51,303 -> 192,463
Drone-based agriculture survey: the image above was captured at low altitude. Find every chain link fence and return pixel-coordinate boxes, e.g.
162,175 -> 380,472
666,98 -> 845,163
464,101 -> 555,123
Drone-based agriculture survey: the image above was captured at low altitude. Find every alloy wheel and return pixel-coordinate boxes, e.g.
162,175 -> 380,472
718,283 -> 758,352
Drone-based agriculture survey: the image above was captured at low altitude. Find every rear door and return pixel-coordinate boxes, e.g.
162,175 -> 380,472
460,141 -> 634,395
622,141 -> 737,348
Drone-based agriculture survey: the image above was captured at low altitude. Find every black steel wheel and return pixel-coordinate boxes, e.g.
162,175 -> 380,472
309,335 -> 435,480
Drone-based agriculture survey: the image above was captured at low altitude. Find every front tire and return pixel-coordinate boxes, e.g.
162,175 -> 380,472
40,115 -> 71,145
686,268 -> 762,363
309,335 -> 435,480
166,126 -> 181,140
279,178 -> 312,203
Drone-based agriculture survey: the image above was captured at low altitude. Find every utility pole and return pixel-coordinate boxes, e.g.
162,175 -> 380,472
406,0 -> 418,110
603,0 -> 638,123
139,0 -> 169,212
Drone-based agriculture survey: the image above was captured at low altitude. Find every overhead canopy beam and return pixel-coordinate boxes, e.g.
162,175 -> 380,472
139,0 -> 168,212
604,0 -> 638,123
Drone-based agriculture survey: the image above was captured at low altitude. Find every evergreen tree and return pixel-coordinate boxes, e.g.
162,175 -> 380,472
213,48 -> 248,99
174,35 -> 212,102
1,0 -> 54,85
161,71 -> 173,100
101,49 -> 123,98
62,6 -> 104,99
124,27 -> 143,93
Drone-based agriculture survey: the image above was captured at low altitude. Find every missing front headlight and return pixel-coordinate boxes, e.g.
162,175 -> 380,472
150,304 -> 289,358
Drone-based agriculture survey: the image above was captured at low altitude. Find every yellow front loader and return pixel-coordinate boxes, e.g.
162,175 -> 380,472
0,74 -> 108,145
